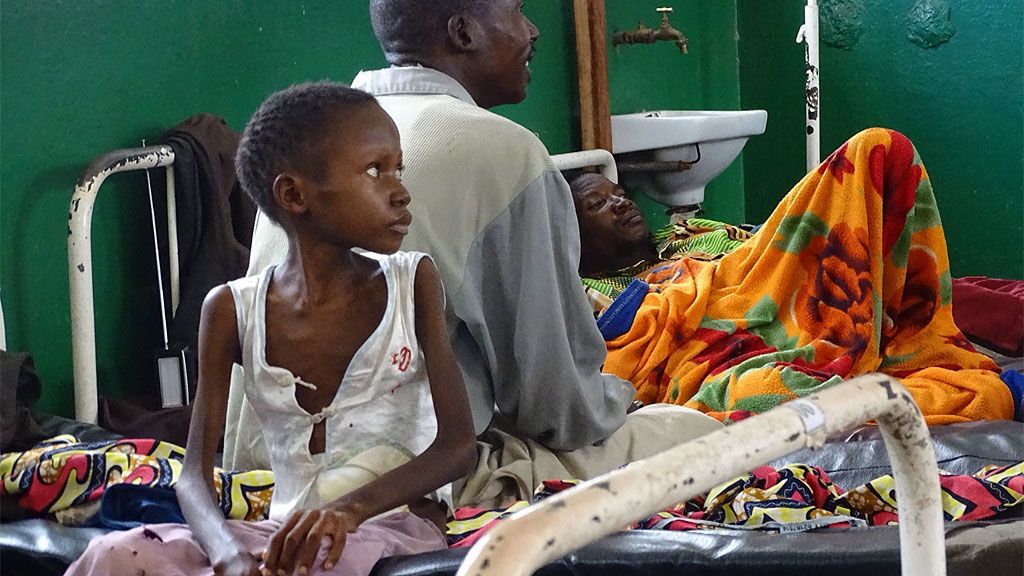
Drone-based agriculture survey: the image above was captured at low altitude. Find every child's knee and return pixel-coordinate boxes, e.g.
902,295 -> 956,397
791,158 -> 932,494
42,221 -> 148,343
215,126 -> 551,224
67,524 -> 200,576
68,531 -> 148,575
343,512 -> 447,564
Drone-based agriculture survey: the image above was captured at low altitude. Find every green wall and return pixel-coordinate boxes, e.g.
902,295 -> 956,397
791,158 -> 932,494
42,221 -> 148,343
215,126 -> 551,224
9,0 -> 1016,419
2,1 -> 386,416
1,1 -> 741,416
737,0 -> 1024,279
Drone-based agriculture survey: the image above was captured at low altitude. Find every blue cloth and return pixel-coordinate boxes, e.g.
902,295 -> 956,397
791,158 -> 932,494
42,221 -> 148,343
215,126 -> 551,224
1001,370 -> 1024,422
598,279 -> 649,340
87,483 -> 185,530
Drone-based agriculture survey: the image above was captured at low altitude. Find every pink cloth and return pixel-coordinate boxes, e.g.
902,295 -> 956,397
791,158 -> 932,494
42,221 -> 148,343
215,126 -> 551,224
952,276 -> 1024,357
65,511 -> 445,576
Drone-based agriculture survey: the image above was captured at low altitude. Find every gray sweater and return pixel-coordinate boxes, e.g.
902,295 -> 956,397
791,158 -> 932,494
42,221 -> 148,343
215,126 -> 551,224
352,67 -> 633,450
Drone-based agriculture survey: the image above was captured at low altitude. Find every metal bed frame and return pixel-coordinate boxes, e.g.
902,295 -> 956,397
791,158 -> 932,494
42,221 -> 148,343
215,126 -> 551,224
68,145 -> 179,423
551,148 -> 618,182
456,374 -> 946,576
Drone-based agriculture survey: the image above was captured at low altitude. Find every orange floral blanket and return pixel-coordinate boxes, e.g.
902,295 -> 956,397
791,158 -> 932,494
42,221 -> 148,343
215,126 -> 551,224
605,128 -> 1012,424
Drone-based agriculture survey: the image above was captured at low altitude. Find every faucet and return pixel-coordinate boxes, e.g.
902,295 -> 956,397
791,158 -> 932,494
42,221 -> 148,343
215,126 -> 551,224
612,7 -> 688,54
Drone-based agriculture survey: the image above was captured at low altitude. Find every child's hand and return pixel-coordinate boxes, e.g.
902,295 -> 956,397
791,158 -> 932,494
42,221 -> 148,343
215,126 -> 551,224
261,508 -> 360,576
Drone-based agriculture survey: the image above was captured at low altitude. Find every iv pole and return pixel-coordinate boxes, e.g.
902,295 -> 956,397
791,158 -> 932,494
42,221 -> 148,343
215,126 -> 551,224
797,0 -> 821,171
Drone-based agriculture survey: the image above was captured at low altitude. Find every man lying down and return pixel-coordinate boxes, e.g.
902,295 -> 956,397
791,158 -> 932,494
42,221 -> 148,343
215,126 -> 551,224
567,129 -> 1013,425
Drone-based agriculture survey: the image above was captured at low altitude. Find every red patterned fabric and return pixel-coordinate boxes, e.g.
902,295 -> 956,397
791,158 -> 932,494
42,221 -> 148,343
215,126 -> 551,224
445,462 -> 1024,545
952,276 -> 1024,356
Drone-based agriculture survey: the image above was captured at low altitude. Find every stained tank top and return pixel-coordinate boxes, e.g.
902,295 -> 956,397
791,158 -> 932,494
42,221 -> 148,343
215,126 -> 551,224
227,251 -> 447,521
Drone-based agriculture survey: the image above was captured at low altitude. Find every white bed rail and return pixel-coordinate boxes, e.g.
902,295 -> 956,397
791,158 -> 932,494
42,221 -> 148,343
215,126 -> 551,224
457,374 -> 945,576
68,145 -> 177,423
551,149 -> 619,183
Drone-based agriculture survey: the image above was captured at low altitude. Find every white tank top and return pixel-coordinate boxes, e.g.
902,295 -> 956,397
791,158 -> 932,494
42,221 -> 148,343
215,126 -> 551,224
227,251 -> 447,521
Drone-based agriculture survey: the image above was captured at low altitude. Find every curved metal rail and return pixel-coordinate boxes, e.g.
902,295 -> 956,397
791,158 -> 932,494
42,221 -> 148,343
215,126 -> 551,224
551,149 -> 619,183
457,374 -> 945,576
68,145 -> 176,423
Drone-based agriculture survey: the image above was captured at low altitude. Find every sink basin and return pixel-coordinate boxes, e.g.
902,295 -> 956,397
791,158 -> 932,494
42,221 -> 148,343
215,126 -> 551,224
611,110 -> 767,207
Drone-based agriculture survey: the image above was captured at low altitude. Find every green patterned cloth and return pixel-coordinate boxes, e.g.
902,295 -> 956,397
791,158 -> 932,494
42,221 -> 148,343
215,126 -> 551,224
583,218 -> 753,313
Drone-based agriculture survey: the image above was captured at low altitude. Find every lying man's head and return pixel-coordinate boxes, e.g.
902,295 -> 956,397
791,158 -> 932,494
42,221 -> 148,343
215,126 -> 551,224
369,0 -> 539,108
569,173 -> 654,275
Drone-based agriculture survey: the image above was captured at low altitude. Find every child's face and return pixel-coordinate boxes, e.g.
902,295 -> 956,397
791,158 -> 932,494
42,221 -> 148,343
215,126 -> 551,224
305,102 -> 410,254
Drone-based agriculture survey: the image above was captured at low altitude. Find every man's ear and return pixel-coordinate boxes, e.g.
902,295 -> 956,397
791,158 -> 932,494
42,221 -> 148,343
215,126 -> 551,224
273,173 -> 308,216
446,13 -> 482,53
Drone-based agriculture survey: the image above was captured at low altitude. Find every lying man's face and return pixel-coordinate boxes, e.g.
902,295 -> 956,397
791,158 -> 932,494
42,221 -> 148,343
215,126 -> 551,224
570,173 -> 650,264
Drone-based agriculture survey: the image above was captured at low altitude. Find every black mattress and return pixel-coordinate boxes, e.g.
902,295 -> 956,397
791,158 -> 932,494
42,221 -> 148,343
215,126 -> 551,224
371,518 -> 1023,576
2,420 -> 1022,576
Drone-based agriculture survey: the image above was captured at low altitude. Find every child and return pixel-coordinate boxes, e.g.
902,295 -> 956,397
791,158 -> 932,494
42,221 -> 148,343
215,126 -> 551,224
67,82 -> 477,576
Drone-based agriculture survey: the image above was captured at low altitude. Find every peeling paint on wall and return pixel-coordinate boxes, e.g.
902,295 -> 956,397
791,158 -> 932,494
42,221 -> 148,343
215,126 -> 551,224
819,0 -> 865,50
906,0 -> 956,48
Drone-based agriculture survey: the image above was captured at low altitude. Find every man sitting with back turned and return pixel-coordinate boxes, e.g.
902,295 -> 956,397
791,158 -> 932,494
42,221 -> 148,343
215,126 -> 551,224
236,0 -> 721,507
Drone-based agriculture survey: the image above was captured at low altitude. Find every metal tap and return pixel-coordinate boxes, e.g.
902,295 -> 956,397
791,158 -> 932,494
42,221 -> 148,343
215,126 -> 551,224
612,7 -> 688,54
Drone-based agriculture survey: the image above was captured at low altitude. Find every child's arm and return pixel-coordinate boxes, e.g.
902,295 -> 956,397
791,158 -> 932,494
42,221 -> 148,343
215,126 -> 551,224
176,286 -> 260,576
262,257 -> 477,576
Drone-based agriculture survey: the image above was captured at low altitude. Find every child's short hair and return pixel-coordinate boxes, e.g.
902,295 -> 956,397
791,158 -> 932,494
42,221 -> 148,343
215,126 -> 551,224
235,81 -> 377,224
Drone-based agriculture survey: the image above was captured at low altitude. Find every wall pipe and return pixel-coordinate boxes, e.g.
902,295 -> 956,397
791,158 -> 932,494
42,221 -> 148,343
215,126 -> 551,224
166,166 -> 180,313
456,374 -> 945,576
573,0 -> 613,151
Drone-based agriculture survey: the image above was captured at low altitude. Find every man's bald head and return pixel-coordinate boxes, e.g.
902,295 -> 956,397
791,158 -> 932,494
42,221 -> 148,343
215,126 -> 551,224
369,0 -> 485,63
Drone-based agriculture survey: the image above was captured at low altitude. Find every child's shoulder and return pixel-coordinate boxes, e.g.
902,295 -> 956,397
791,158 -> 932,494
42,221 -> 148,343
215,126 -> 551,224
221,265 -> 274,316
361,250 -> 434,272
225,265 -> 270,294
362,251 -> 441,302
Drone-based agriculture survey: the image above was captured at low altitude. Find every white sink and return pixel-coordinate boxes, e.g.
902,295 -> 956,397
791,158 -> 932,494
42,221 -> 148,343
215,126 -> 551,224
611,110 -> 767,207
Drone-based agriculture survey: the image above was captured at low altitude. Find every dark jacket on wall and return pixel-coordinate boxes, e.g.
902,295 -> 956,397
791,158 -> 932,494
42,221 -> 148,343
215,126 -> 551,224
165,113 -> 256,393
0,351 -> 47,452
99,114 -> 255,445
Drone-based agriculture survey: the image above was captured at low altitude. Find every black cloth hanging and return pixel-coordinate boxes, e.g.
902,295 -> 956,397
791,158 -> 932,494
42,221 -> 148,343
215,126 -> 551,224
98,114 -> 255,444
0,351 -> 47,452
164,113 -> 255,392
